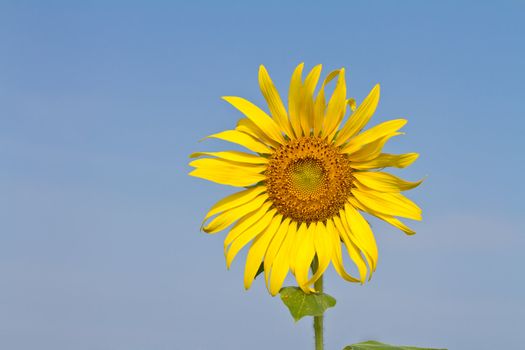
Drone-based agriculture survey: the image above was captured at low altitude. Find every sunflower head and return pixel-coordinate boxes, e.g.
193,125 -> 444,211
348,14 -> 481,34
189,63 -> 422,296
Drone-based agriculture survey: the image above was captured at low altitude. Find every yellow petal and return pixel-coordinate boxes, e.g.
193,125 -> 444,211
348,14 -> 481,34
222,96 -> 285,145
347,195 -> 365,210
236,118 -> 280,149
189,168 -> 265,187
337,210 -> 374,279
351,152 -> 419,170
313,70 -> 340,136
202,193 -> 268,233
189,157 -> 266,173
349,196 -> 416,235
375,213 -> 416,235
226,209 -> 277,268
343,204 -> 378,271
224,201 -> 273,248
307,222 -> 333,287
323,69 -> 347,142
258,65 -> 294,137
235,120 -> 259,140
347,133 -> 402,162
352,188 -> 422,221
264,218 -> 292,284
294,223 -> 316,292
299,64 -> 322,134
325,219 -> 358,282
244,214 -> 282,289
206,130 -> 272,154
288,63 -> 305,138
269,221 -> 297,296
331,216 -> 367,283
335,84 -> 380,147
203,186 -> 266,222
341,119 -> 407,154
190,151 -> 269,165
288,222 -> 308,274
353,171 -> 423,192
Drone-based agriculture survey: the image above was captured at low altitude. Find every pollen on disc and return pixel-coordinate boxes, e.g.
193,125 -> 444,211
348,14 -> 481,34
288,158 -> 325,196
265,136 -> 353,223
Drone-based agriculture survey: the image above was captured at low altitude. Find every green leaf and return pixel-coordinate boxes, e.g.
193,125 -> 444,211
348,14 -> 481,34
279,286 -> 336,322
343,340 -> 447,350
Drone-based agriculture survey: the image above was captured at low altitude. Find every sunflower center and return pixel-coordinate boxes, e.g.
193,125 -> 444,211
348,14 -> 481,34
266,136 -> 353,223
288,158 -> 325,197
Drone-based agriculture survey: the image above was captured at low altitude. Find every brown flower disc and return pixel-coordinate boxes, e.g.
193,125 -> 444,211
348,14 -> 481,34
265,136 -> 353,223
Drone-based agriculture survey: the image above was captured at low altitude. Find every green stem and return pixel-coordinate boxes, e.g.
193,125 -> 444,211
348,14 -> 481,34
314,275 -> 324,350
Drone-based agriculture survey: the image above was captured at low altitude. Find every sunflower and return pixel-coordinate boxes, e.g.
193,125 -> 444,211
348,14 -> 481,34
189,63 -> 422,296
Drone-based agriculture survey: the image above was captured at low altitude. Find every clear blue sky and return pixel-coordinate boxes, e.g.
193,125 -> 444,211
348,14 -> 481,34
1,1 -> 524,349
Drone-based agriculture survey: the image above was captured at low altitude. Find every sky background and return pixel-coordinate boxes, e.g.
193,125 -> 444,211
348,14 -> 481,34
1,1 -> 524,349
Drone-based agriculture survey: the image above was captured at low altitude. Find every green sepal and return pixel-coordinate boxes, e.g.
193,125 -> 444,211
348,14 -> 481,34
279,286 -> 336,322
254,263 -> 264,279
343,340 -> 447,350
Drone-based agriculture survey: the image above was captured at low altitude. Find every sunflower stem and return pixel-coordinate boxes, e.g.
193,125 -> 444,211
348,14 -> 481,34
314,275 -> 324,350
311,256 -> 324,350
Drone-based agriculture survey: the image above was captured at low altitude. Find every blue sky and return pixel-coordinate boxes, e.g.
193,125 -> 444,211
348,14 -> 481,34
1,1 -> 524,349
